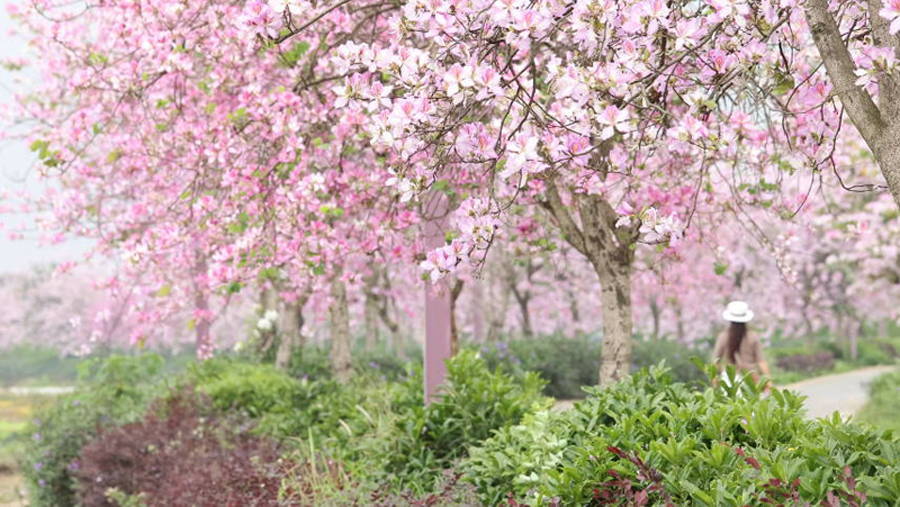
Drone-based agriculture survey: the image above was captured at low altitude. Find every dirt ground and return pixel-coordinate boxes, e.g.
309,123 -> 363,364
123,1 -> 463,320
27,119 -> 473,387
0,468 -> 25,506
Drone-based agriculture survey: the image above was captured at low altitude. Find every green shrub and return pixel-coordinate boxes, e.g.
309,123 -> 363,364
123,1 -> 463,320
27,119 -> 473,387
300,350 -> 550,495
631,338 -> 707,386
352,344 -> 422,381
285,343 -> 423,382
0,345 -> 81,387
21,354 -> 170,507
857,369 -> 900,433
187,358 -> 305,417
184,356 -> 405,454
286,344 -> 335,380
857,339 -> 899,366
481,336 -> 599,399
482,336 -> 707,398
462,364 -> 900,505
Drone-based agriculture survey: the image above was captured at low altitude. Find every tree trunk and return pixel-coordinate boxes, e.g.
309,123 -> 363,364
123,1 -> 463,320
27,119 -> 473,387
649,298 -> 661,340
470,279 -> 487,342
373,272 -> 401,349
449,279 -> 464,356
192,256 -> 213,360
275,295 -> 307,369
194,289 -> 212,360
517,294 -> 533,338
329,277 -> 352,382
364,290 -> 380,350
538,171 -> 637,385
485,262 -> 509,342
509,274 -> 533,338
568,286 -> 581,324
257,286 -> 279,356
675,304 -> 685,343
593,257 -> 633,385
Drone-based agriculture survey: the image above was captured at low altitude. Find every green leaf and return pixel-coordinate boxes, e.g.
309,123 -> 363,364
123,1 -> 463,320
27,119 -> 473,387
107,149 -> 124,163
87,52 -> 108,65
29,139 -> 49,154
773,73 -> 795,96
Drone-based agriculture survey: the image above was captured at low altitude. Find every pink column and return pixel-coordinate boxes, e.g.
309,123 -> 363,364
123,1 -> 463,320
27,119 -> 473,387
423,191 -> 452,404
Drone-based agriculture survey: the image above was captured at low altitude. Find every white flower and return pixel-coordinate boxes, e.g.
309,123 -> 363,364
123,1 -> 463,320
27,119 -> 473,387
264,310 -> 279,321
257,318 -> 274,331
596,105 -> 632,140
332,84 -> 353,108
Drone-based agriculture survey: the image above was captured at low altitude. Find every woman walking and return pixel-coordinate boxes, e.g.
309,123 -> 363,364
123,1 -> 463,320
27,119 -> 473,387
713,301 -> 770,386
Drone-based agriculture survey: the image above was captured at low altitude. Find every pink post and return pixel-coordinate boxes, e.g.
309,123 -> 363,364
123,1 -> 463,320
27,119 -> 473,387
423,190 -> 452,404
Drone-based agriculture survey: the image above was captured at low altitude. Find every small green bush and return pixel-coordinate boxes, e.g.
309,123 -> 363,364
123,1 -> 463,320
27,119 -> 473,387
21,354 -> 169,507
631,338 -> 707,385
286,342 -> 423,382
857,339 -> 899,365
482,335 -> 707,398
857,369 -> 900,433
480,336 -> 599,399
352,344 -> 422,381
187,358 -> 305,417
462,364 -> 900,505
286,344 -> 334,380
297,350 -> 550,495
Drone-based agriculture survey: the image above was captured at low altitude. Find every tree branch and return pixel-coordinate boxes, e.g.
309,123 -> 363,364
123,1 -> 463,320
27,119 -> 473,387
539,176 -> 587,256
804,0 -> 887,147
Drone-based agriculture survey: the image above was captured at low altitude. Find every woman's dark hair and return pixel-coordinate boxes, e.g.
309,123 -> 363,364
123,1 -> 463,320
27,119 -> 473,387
725,322 -> 747,363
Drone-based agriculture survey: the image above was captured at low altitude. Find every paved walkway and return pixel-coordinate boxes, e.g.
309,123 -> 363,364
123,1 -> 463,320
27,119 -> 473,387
1,386 -> 74,396
782,365 -> 897,419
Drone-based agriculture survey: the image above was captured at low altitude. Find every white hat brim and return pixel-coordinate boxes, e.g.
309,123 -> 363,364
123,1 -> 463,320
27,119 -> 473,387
723,310 -> 754,323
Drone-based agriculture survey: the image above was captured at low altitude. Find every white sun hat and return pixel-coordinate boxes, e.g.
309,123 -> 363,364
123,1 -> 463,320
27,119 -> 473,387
722,300 -> 754,323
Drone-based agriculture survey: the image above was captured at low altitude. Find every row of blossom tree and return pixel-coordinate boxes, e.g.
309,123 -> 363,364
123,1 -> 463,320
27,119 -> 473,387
1,0 -> 898,384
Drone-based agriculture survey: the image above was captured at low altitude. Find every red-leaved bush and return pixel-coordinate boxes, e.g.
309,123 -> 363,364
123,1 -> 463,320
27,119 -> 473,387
72,389 -> 285,506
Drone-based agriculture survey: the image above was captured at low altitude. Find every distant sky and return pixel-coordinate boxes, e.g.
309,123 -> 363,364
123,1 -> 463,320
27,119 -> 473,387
0,8 -> 93,274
